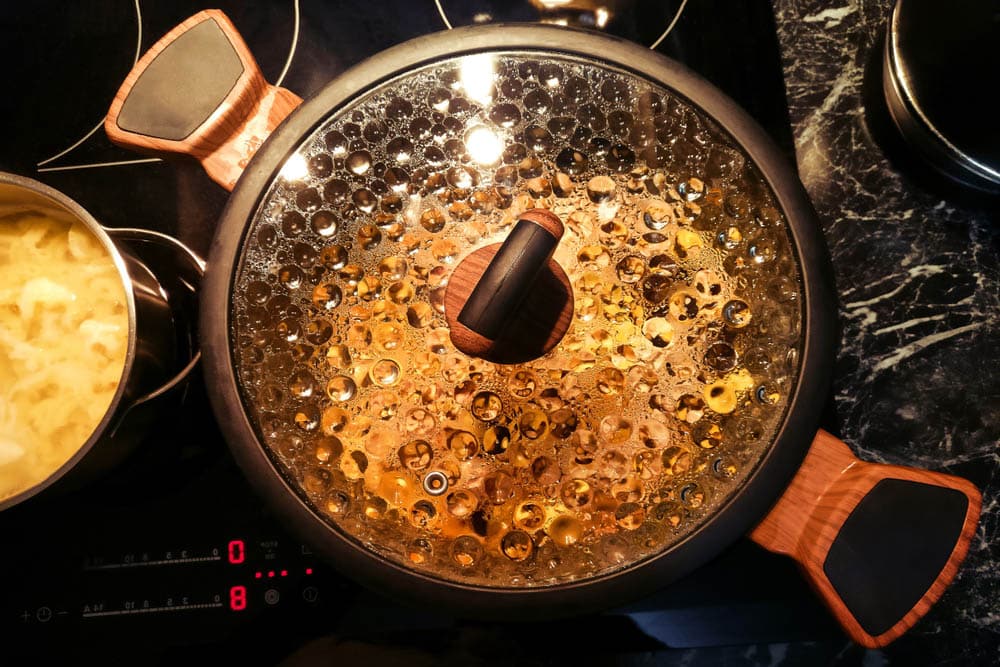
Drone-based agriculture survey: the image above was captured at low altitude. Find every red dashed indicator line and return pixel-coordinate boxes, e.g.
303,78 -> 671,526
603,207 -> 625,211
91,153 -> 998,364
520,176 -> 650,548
256,569 -> 296,578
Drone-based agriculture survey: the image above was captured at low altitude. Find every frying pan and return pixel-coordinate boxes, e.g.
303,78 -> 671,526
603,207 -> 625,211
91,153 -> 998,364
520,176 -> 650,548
104,11 -> 980,647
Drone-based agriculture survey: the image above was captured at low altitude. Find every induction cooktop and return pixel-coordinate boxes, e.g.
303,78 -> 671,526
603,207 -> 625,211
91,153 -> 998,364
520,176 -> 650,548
0,1 -> 841,662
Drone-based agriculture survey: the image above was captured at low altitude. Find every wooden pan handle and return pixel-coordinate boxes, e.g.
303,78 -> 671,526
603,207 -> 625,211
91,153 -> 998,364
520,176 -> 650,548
104,10 -> 302,191
750,429 -> 981,647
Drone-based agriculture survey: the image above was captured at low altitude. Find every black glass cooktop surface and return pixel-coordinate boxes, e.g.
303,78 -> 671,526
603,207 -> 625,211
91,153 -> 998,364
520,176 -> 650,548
0,1 -> 839,662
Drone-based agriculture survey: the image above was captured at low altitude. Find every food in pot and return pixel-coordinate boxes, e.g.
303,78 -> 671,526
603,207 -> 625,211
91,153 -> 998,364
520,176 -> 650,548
0,211 -> 128,502
231,53 -> 802,586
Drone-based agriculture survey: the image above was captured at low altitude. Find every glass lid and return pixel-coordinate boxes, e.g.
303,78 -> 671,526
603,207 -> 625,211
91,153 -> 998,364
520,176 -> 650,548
229,50 -> 803,587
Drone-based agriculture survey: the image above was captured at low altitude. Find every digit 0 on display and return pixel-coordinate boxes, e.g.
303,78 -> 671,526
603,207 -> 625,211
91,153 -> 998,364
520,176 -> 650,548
227,539 -> 245,564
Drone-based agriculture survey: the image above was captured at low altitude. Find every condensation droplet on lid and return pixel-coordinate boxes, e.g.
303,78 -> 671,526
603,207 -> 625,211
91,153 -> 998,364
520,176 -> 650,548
704,342 -> 738,372
276,317 -> 302,343
615,503 -> 645,530
310,210 -> 338,237
501,531 -> 534,561
755,383 -> 781,405
553,172 -> 575,197
586,175 -> 616,202
368,389 -> 400,420
519,409 -> 548,439
595,367 -> 626,395
451,535 -> 482,567
507,370 -> 537,399
325,491 -> 350,516
638,421 -> 670,448
549,515 -> 583,546
325,344 -> 351,370
406,302 -> 435,328
561,480 -> 592,508
352,188 -> 377,213
692,421 -> 724,450
606,144 -> 636,172
407,538 -> 432,565
346,150 -> 372,176
420,208 -> 446,233
552,410 -> 578,440
326,375 -> 357,402
517,156 -> 543,179
469,391 -> 501,421
448,430 -> 479,460
324,131 -> 348,155
446,489 -> 478,517
483,470 -> 515,504
403,408 -> 435,435
675,395 -> 705,423
321,408 -> 349,435
514,501 -> 546,532
294,404 -> 320,432
428,87 -> 451,113
600,79 -> 629,104
409,500 -> 437,528
323,179 -> 350,205
723,299 -> 752,327
369,359 -> 401,386
289,370 -> 315,398
642,317 -> 673,348
616,255 -> 646,284
305,319 -> 333,345
489,103 -> 521,128
385,96 -> 413,120
524,89 -> 551,114
662,445 -> 693,476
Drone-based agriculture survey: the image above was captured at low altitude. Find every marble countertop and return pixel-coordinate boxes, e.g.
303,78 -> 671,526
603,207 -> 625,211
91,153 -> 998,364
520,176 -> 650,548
769,0 -> 999,664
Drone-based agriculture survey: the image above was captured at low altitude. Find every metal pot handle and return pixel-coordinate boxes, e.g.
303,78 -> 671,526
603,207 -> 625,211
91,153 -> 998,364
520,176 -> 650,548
105,227 -> 206,413
104,10 -> 302,191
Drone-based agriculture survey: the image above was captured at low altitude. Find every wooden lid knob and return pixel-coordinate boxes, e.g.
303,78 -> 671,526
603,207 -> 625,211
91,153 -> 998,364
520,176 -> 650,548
445,209 -> 573,363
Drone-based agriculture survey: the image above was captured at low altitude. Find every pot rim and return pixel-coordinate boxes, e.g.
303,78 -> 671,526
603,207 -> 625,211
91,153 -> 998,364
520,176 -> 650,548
202,24 -> 838,617
0,172 -> 139,511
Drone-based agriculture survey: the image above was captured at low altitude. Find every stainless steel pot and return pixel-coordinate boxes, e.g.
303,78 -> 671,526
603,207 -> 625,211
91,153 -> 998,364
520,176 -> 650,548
0,172 -> 204,511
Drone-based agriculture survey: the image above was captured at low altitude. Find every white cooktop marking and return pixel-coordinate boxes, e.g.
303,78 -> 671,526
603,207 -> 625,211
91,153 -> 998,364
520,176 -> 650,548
36,0 -> 144,170
433,0 -> 689,50
648,0 -> 688,50
275,0 -> 300,87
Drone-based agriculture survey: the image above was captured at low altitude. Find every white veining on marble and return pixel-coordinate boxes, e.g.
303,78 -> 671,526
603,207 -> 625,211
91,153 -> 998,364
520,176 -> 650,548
802,3 -> 858,28
868,322 -> 983,374
872,313 -> 946,335
843,265 -> 946,308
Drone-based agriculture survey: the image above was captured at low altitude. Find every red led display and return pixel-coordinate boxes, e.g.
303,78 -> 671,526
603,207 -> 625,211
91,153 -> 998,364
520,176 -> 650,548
229,585 -> 247,611
227,539 -> 245,564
